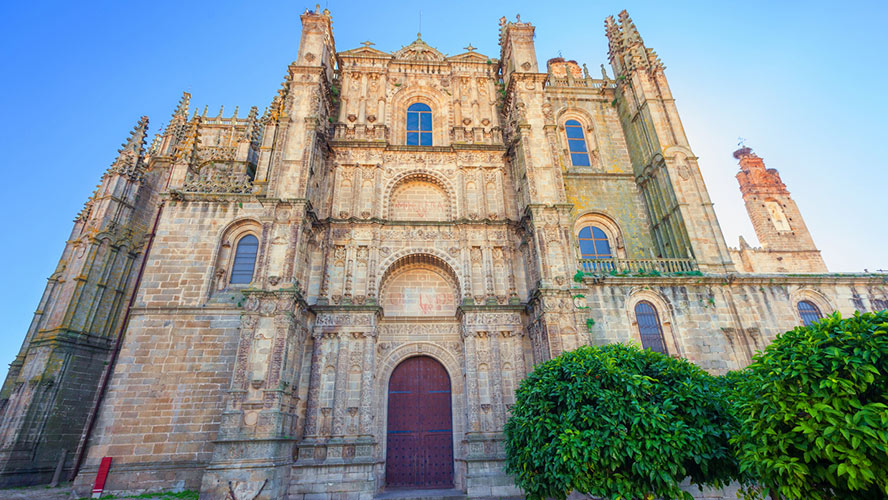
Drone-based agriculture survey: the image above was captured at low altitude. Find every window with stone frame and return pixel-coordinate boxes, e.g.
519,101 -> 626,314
406,102 -> 432,146
229,234 -> 259,284
635,301 -> 667,354
578,225 -> 613,272
564,119 -> 591,166
765,200 -> 791,231
797,300 -> 822,327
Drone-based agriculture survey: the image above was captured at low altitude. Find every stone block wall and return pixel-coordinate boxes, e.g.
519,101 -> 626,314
381,266 -> 458,316
71,311 -> 240,496
730,246 -> 827,274
71,198 -> 264,496
578,276 -> 888,374
564,175 -> 656,259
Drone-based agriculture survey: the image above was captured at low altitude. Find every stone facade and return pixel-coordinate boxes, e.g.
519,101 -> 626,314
1,7 -> 886,500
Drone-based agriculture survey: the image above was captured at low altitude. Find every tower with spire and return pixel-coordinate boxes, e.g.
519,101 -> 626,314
605,10 -> 735,273
0,114 -> 167,486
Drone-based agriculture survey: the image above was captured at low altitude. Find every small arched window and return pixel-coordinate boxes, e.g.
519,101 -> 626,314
406,103 -> 432,146
578,225 -> 613,272
230,234 -> 259,284
797,300 -> 822,327
564,120 -> 590,167
635,301 -> 667,354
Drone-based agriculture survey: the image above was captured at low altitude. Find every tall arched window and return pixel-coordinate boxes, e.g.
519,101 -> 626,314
406,103 -> 432,146
635,301 -> 667,354
578,225 -> 613,272
230,234 -> 259,284
797,300 -> 822,326
564,119 -> 590,167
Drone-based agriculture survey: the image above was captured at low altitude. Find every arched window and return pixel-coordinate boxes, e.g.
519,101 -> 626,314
406,103 -> 432,146
797,300 -> 822,327
635,301 -> 667,354
564,119 -> 590,167
230,234 -> 259,284
578,225 -> 613,272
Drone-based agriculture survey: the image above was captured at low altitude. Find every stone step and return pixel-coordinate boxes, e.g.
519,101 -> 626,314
374,488 -> 468,500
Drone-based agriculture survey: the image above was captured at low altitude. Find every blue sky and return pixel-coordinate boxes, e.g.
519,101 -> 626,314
1,0 -> 886,381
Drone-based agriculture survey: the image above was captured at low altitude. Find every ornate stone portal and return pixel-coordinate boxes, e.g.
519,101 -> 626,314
0,6 -> 884,500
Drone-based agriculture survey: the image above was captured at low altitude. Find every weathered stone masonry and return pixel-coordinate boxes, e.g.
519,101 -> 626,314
0,7 -> 885,500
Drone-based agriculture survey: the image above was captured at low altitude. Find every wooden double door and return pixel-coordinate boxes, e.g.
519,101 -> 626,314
385,356 -> 454,489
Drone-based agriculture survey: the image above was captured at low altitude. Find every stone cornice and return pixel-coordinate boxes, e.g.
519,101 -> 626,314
581,273 -> 888,287
321,217 -> 520,228
563,171 -> 635,179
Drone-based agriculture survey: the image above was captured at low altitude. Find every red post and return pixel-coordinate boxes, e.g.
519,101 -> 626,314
91,456 -> 112,498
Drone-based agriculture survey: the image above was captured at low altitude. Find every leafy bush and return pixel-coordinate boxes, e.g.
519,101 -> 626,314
732,311 -> 888,499
504,343 -> 740,500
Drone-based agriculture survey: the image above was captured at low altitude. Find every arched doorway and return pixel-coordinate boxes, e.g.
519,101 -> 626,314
385,356 -> 454,489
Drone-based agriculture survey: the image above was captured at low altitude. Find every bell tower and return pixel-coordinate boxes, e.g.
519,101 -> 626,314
733,146 -> 827,273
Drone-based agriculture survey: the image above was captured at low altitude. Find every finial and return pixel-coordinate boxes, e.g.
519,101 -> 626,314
618,10 -> 640,45
315,4 -> 320,13
417,32 -> 422,40
499,16 -> 507,27
233,106 -> 239,118
464,43 -> 476,52
109,116 -> 149,177
202,105 -> 208,117
173,91 -> 191,117
148,133 -> 162,156
360,40 -> 375,47
217,105 -> 224,117
737,137 -> 747,148
122,116 -> 149,152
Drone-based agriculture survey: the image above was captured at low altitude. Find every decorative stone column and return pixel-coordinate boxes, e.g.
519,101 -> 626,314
200,289 -> 309,500
291,307 -> 379,499
458,306 -> 525,499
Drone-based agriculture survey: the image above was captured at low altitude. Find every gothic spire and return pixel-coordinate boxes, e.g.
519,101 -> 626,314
108,116 -> 149,179
163,91 -> 191,135
148,132 -> 162,156
245,106 -> 261,144
157,91 -> 192,156
618,10 -> 642,47
174,113 -> 202,164
174,91 -> 191,117
605,10 -> 663,77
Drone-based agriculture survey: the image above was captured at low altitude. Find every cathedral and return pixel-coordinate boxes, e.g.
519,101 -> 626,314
1,8 -> 885,500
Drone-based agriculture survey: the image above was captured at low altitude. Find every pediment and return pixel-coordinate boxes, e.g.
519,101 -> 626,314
446,51 -> 494,63
392,37 -> 446,62
339,45 -> 391,59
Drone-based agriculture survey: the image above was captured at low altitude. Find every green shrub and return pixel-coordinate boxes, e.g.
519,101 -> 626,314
732,311 -> 888,499
504,343 -> 740,500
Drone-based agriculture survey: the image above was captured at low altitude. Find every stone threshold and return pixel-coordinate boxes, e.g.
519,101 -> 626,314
374,488 -> 466,500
